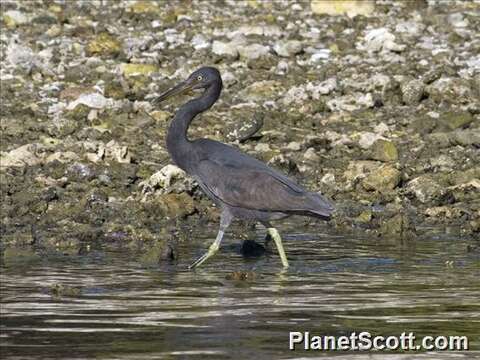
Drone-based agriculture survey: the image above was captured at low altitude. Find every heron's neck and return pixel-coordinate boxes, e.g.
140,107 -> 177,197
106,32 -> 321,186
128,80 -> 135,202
166,82 -> 222,170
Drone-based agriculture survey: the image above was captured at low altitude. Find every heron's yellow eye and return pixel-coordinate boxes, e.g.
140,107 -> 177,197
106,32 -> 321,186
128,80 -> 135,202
197,75 -> 203,81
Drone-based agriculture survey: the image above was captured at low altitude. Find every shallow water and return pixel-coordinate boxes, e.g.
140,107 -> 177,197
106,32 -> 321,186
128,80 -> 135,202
1,221 -> 479,359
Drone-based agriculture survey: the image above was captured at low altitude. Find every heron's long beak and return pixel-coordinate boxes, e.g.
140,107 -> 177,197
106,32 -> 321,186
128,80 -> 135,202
152,78 -> 197,105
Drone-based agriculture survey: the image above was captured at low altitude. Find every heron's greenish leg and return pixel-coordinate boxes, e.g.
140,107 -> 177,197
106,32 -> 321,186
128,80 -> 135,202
189,211 -> 232,269
189,230 -> 223,269
267,228 -> 289,268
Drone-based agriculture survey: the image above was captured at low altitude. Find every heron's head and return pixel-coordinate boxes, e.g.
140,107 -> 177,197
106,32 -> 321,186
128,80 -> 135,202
153,67 -> 222,104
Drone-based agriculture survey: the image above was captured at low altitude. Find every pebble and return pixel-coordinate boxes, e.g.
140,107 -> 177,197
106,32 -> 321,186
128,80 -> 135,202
254,143 -> 271,153
304,147 -> 320,161
286,142 -> 301,151
357,132 -> 385,149
67,93 -> 111,110
406,175 -> 445,204
212,40 -> 239,58
307,78 -> 337,98
362,28 -> 406,53
191,34 -> 210,50
0,144 -> 44,168
140,165 -> 186,194
273,40 -> 303,57
86,33 -> 122,57
311,0 -> 375,17
370,139 -> 398,162
3,10 -> 30,28
321,173 -> 336,186
309,49 -> 331,63
362,165 -> 401,192
401,79 -> 425,105
237,43 -> 270,60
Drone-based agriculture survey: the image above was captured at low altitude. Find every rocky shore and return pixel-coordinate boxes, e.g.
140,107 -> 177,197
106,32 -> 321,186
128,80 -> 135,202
1,0 -> 479,260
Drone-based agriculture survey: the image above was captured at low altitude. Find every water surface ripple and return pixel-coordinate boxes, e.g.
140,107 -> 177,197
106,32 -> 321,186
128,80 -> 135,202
1,222 -> 479,359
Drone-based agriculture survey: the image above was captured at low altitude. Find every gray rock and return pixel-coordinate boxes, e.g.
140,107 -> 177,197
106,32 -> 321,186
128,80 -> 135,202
428,129 -> 480,147
67,93 -> 112,110
212,40 -> 239,58
362,165 -> 401,192
282,85 -> 309,106
379,213 -> 415,239
401,79 -> 425,105
68,163 -> 96,181
233,25 -> 282,38
438,111 -> 473,131
303,147 -> 320,161
139,164 -> 186,195
406,175 -> 445,204
427,77 -> 474,104
105,140 -> 131,164
311,0 -> 375,17
327,93 -> 374,112
370,139 -> 399,162
6,40 -> 41,72
155,193 -> 195,219
357,132 -> 385,149
239,80 -> 282,102
273,40 -> 303,57
361,28 -> 406,53
307,78 -> 337,97
225,113 -> 264,143
3,10 -> 30,27
452,129 -> 480,146
286,142 -> 301,151
309,49 -> 331,63
0,144 -> 44,168
238,43 -> 270,60
430,155 -> 455,171
46,151 -> 80,164
191,34 -> 210,50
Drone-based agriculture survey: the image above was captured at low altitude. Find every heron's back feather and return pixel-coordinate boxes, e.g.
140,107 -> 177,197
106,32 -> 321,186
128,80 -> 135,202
192,139 -> 334,218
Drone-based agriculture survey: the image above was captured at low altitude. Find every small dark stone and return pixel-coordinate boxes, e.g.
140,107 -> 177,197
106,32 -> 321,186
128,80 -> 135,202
225,271 -> 258,281
67,163 -> 96,181
42,187 -> 59,202
373,94 -> 384,108
161,243 -> 177,261
32,15 -> 58,24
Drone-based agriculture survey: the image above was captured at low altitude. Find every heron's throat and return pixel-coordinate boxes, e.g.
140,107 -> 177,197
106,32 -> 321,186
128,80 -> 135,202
166,81 -> 222,170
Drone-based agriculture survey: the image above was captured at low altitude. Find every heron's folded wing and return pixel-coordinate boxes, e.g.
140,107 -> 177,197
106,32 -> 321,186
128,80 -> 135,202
196,159 -> 310,212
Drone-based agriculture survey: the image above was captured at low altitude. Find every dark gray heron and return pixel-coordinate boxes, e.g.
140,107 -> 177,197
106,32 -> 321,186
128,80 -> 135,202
153,67 -> 334,269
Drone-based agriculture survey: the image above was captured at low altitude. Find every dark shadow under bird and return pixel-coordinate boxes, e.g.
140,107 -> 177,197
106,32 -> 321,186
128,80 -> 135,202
153,67 -> 334,269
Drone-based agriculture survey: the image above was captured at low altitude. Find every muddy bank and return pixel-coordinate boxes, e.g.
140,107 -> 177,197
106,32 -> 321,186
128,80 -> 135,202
1,0 -> 479,259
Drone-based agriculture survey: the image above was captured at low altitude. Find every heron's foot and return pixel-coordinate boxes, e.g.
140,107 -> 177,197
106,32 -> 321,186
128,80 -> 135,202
189,243 -> 220,269
267,228 -> 289,268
